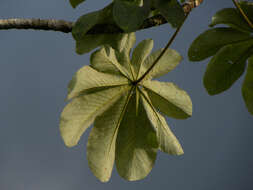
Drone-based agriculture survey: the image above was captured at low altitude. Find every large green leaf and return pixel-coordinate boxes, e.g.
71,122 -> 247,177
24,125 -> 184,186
142,80 -> 192,119
204,39 -> 253,95
188,28 -> 251,61
113,0 -> 151,32
210,8 -> 253,33
131,39 -> 154,79
154,0 -> 185,28
60,86 -> 128,147
72,4 -> 125,54
87,90 -> 130,182
242,56 -> 253,115
116,94 -> 158,181
138,48 -> 182,80
140,90 -> 183,155
72,11 -> 100,41
67,66 -> 129,100
72,4 -> 114,41
69,0 -> 85,8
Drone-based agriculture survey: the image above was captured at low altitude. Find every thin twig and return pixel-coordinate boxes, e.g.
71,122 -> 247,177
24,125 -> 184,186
232,0 -> 253,29
0,18 -> 74,33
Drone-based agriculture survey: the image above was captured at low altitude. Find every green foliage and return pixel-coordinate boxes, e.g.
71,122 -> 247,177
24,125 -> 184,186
209,8 -> 253,33
188,1 -> 253,115
113,0 -> 151,32
71,0 -> 185,54
60,33 -> 192,182
72,4 -> 125,54
154,0 -> 185,28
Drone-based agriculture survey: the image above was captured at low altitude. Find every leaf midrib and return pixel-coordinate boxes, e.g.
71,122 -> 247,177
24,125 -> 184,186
70,83 -> 130,99
142,83 -> 191,116
107,86 -> 134,159
138,88 -> 166,144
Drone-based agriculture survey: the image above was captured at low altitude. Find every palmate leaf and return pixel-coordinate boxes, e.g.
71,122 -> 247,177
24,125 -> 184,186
188,2 -> 253,115
60,34 -> 192,181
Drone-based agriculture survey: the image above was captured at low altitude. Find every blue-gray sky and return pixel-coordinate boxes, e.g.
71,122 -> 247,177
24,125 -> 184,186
0,0 -> 253,189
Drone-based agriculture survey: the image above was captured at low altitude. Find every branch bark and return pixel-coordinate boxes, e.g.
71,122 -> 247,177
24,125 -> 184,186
0,1 -> 202,34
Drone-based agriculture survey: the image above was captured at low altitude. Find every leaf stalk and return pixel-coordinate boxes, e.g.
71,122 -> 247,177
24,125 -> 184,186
232,0 -> 253,29
135,12 -> 190,84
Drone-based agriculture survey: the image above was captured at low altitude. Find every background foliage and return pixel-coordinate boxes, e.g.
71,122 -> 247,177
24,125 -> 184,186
189,1 -> 253,114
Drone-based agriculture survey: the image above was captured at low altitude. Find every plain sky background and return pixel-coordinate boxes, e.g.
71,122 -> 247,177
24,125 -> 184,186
0,0 -> 253,189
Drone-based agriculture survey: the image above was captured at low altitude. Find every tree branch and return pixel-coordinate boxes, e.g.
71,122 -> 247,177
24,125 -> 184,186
0,19 -> 74,33
0,1 -> 202,34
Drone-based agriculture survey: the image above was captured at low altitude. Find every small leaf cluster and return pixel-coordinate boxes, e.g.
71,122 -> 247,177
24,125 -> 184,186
70,0 -> 185,54
188,1 -> 253,115
60,33 -> 192,182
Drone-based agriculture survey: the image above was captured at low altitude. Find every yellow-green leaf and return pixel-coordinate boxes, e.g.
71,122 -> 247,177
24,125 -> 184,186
138,48 -> 182,80
87,90 -> 130,182
114,33 -> 136,80
116,94 -> 158,181
90,46 -> 131,79
131,39 -> 154,79
60,86 -> 129,147
140,90 -> 183,155
67,66 -> 129,100
142,80 -> 192,119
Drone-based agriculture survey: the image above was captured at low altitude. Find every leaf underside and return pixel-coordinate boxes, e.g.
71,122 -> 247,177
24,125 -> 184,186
60,33 -> 192,181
